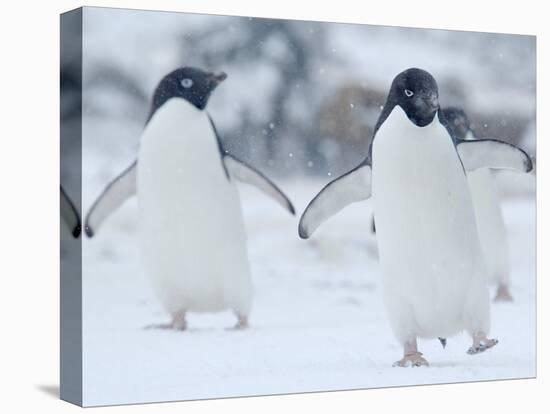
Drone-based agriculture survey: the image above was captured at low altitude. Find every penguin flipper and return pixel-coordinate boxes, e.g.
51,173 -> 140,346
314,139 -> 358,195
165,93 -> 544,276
298,162 -> 372,239
456,139 -> 533,173
60,186 -> 81,238
85,161 -> 137,237
223,154 -> 295,215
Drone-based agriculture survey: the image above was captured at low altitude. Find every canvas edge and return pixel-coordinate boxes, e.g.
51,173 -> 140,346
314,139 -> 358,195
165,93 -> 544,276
60,7 -> 83,407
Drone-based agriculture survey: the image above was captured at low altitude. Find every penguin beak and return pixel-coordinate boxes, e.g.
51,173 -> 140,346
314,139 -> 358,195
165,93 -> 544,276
209,71 -> 228,86
424,92 -> 439,111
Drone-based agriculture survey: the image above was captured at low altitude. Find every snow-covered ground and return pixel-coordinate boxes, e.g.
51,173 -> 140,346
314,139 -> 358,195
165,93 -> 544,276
81,173 -> 535,407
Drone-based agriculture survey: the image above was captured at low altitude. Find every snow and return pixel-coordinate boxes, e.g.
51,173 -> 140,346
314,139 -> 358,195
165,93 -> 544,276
81,176 -> 535,407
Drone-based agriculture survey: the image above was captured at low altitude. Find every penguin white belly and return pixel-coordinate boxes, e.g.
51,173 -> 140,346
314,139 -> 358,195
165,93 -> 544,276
137,99 -> 252,315
372,107 -> 490,342
467,169 -> 508,284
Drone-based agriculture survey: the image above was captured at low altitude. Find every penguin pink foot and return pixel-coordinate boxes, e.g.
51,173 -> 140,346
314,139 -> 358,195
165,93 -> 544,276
393,352 -> 429,367
393,339 -> 429,367
494,284 -> 513,302
171,312 -> 188,331
467,332 -> 498,355
144,323 -> 172,330
227,313 -> 249,331
145,312 -> 187,331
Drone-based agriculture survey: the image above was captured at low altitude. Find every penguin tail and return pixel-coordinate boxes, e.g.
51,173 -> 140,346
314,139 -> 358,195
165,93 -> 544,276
438,337 -> 447,349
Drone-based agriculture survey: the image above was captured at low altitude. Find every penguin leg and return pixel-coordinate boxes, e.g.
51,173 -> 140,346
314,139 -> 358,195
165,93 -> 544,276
226,279 -> 252,330
393,338 -> 429,367
467,332 -> 498,355
494,283 -> 513,302
463,264 -> 497,353
171,311 -> 188,331
228,312 -> 249,330
144,311 -> 187,331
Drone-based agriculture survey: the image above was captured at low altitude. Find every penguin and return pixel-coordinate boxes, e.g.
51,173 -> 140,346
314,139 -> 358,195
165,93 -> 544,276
299,68 -> 532,366
85,67 -> 295,330
441,107 -> 512,302
60,185 -> 81,238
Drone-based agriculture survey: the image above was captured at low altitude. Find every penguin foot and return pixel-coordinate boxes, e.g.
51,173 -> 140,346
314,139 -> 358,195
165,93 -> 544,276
494,285 -> 513,303
393,352 -> 429,367
171,312 -> 188,331
467,334 -> 498,355
144,321 -> 188,331
144,323 -> 176,331
228,314 -> 249,331
144,312 -> 187,331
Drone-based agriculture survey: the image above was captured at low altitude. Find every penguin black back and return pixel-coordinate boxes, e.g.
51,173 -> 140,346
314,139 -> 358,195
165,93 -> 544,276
440,107 -> 471,141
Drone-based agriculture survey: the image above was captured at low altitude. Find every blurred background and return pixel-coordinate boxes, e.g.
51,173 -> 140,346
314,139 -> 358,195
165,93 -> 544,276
61,7 -> 536,188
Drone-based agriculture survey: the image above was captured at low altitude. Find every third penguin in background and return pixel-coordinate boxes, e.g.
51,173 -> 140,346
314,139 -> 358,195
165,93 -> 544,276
441,107 -> 522,302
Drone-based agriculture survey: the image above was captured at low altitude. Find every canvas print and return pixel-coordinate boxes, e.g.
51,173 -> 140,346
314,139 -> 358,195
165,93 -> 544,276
60,6 -> 536,407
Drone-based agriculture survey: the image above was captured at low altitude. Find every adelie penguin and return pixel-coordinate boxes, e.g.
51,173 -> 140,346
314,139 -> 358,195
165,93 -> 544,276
441,107 -> 514,302
371,107 -> 517,302
85,67 -> 295,331
299,68 -> 533,367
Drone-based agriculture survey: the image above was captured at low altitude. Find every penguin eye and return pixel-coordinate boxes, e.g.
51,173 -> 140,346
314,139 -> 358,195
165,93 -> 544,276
404,89 -> 414,97
180,78 -> 193,88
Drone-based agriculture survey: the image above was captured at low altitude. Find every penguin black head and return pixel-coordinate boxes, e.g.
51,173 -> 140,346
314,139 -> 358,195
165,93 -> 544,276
149,67 -> 227,118
387,68 -> 440,127
441,107 -> 471,140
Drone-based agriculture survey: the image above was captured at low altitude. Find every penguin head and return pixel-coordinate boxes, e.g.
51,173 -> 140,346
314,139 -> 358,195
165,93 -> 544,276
441,107 -> 471,140
150,67 -> 227,114
389,68 -> 439,127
